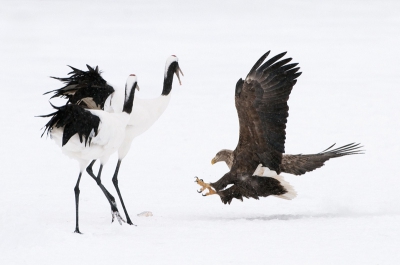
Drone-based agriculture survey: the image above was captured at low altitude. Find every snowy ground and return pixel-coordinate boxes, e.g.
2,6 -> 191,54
1,0 -> 400,264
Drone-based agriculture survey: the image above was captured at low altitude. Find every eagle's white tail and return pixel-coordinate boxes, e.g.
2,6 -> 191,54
271,175 -> 297,200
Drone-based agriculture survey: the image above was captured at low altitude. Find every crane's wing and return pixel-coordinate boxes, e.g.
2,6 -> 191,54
281,143 -> 364,175
44,65 -> 114,110
39,103 -> 100,146
233,51 -> 301,174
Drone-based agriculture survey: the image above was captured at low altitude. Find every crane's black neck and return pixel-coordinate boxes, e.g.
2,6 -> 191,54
122,83 -> 137,114
161,61 -> 178,96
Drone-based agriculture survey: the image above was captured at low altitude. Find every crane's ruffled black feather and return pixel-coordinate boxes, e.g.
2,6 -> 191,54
44,65 -> 114,110
39,104 -> 100,146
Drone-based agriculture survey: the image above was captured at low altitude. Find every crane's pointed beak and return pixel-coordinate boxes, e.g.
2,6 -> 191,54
211,158 -> 216,165
175,65 -> 184,85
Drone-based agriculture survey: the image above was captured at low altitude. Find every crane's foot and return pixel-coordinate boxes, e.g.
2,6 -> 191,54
74,228 -> 82,234
126,217 -> 137,226
195,177 -> 217,196
111,210 -> 126,225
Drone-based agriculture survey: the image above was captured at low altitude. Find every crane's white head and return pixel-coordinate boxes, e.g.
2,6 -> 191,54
126,74 -> 140,92
165,55 -> 184,85
122,74 -> 139,114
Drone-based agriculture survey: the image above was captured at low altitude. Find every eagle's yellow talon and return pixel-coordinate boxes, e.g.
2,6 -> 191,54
195,177 -> 217,196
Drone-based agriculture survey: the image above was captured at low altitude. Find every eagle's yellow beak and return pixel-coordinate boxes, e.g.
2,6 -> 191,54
211,158 -> 217,165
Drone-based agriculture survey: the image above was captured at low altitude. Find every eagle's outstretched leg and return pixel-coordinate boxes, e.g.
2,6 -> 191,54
195,177 -> 217,196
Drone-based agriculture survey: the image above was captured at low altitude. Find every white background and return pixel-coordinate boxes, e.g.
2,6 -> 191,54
1,0 -> 399,264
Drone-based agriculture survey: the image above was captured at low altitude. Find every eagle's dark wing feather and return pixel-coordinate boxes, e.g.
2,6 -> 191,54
281,143 -> 364,175
39,103 -> 100,146
217,176 -> 287,204
44,65 -> 114,110
234,51 -> 301,174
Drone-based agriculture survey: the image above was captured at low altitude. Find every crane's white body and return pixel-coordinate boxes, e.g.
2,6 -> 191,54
50,75 -> 138,171
50,110 -> 130,171
118,95 -> 172,158
104,85 -> 172,159
103,56 -> 180,160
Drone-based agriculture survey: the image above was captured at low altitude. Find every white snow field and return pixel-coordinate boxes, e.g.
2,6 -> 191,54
1,0 -> 400,264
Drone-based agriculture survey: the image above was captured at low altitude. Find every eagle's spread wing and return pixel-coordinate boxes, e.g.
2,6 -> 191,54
44,65 -> 114,110
281,143 -> 364,175
39,104 -> 100,146
233,51 -> 301,174
209,52 -> 300,195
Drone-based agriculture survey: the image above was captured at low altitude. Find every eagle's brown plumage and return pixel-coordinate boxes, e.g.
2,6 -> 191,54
197,52 -> 364,204
208,51 -> 301,204
280,143 -> 363,175
212,143 -> 363,176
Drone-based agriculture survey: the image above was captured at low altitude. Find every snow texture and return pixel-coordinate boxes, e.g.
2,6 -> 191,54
1,0 -> 400,264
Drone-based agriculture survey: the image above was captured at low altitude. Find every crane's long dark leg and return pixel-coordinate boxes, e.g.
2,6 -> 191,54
86,160 -> 116,208
86,160 -> 113,198
86,160 -> 125,224
74,172 -> 82,234
112,160 -> 134,225
86,160 -> 114,200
